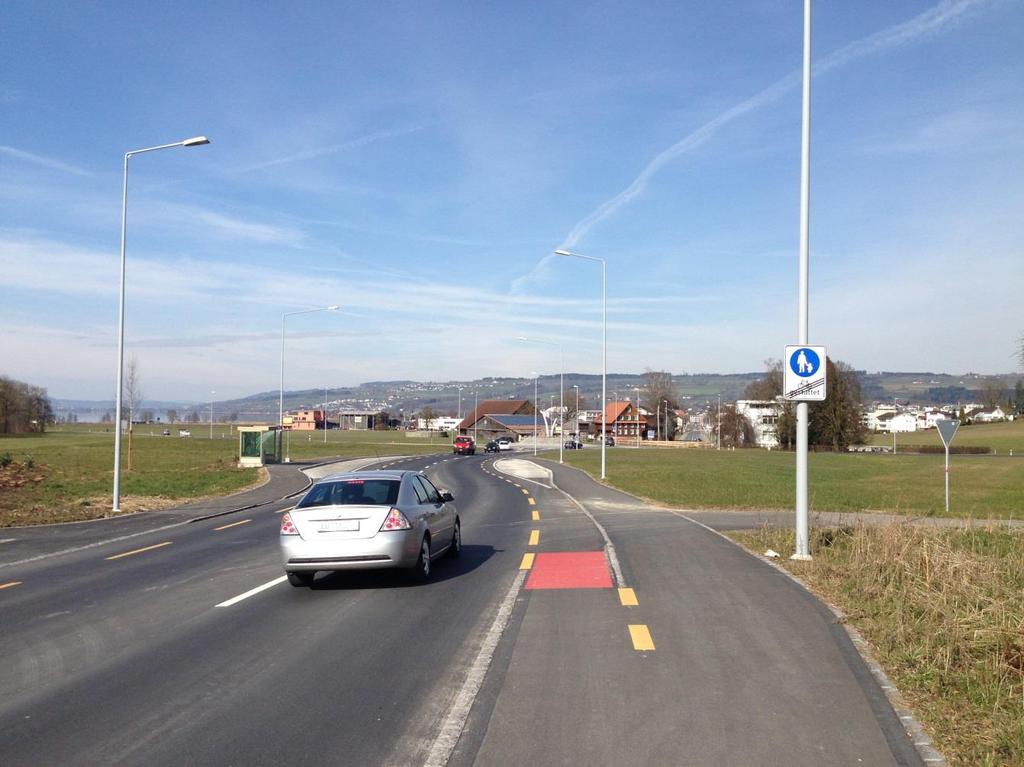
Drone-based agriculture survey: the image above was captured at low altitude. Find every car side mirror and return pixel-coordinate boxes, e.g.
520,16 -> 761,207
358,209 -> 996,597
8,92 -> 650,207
440,491 -> 454,503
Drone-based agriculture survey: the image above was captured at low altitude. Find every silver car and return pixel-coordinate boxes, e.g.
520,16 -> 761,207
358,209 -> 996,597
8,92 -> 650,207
280,470 -> 460,587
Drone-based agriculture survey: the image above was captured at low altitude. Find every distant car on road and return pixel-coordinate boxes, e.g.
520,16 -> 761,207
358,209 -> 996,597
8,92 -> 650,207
564,439 -> 583,449
497,437 -> 513,451
178,429 -> 191,437
453,436 -> 476,455
484,441 -> 500,453
280,470 -> 460,586
161,429 -> 171,436
605,436 -> 616,446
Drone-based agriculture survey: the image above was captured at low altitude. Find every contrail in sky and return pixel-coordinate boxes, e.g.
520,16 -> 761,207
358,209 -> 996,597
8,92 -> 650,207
232,123 -> 433,173
0,145 -> 91,176
558,0 -> 994,251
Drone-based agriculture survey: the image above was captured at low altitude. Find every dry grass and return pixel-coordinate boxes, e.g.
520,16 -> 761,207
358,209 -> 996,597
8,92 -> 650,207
732,524 -> 1024,766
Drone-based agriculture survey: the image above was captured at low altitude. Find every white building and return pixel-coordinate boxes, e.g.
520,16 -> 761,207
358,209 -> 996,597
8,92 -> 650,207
735,400 -> 781,448
969,406 -> 1005,424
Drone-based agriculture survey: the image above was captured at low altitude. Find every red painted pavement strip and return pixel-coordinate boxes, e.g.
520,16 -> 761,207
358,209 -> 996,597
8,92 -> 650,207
525,551 -> 613,590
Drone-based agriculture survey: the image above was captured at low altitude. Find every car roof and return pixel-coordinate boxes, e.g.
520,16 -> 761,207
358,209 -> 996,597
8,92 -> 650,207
316,470 -> 413,483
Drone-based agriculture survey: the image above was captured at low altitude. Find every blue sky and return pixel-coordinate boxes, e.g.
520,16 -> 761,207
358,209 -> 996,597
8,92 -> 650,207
2,0 -> 1022,401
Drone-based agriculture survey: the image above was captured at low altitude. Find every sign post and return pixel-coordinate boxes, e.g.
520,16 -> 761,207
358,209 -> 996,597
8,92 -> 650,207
784,344 -> 826,562
936,419 -> 959,514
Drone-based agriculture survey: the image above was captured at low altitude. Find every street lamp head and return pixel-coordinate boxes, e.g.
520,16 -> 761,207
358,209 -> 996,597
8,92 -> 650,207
516,335 -> 529,341
326,305 -> 340,311
554,249 -> 572,257
182,136 -> 211,147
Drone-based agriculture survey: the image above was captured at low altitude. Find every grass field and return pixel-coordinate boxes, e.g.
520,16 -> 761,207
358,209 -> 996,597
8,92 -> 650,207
731,524 -> 1024,766
0,424 -> 447,527
866,419 -> 1024,454
556,446 -> 1024,519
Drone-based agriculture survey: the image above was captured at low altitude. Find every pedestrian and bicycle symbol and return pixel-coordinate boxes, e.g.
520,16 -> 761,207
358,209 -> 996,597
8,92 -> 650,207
784,345 -> 827,401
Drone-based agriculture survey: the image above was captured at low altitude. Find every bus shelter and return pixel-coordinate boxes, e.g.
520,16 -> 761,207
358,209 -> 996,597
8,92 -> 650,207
238,426 -> 282,468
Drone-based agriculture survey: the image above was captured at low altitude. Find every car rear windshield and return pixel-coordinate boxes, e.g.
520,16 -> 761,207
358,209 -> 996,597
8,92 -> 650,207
297,479 -> 401,508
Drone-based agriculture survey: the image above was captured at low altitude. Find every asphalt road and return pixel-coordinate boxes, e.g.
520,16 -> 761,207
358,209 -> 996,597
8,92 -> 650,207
0,452 -> 930,766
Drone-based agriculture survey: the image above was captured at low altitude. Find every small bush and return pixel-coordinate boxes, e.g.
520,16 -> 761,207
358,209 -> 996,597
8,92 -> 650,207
0,453 -> 12,468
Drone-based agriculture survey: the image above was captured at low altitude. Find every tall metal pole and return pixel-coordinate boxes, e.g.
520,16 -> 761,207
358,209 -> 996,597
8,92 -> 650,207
893,396 -> 897,455
280,305 -> 339,463
559,348 -> 564,465
635,387 -> 641,448
601,258 -> 606,479
209,391 -> 215,440
112,136 -> 209,514
534,376 -> 538,456
793,0 -> 813,561
554,249 -> 607,477
112,153 -> 130,513
324,386 -> 328,444
717,394 -> 721,450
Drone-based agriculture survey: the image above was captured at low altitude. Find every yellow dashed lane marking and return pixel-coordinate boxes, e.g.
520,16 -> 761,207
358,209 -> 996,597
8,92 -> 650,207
618,588 -> 638,606
528,530 -> 540,546
214,519 -> 252,531
105,541 -> 173,560
629,624 -> 655,651
519,552 -> 535,570
521,488 -> 529,495
531,510 -> 540,521
0,581 -> 23,590
527,498 -> 536,506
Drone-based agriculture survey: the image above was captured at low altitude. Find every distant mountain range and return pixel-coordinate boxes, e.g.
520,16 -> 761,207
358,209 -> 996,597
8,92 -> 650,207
51,371 -> 1020,423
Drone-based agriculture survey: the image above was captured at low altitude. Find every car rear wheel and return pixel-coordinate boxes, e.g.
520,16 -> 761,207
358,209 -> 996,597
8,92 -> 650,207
411,537 -> 431,582
449,520 -> 462,558
286,571 -> 314,588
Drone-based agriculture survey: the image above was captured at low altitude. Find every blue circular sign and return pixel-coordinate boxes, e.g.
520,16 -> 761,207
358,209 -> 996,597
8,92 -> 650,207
789,347 -> 820,377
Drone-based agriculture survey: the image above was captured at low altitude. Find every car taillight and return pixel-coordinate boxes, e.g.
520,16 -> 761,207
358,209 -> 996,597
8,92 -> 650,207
379,507 -> 411,531
280,512 -> 299,535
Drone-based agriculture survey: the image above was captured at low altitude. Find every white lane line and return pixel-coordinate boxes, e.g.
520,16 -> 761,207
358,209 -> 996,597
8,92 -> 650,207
0,538 -> 17,545
424,570 -> 527,767
216,575 -> 288,607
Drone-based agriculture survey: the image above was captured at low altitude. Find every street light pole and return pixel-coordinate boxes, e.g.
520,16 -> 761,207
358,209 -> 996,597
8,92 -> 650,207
533,373 -> 539,456
518,336 -> 563,464
717,394 -> 722,450
112,135 -> 210,514
474,391 -> 478,443
573,384 -> 580,443
280,305 -> 339,462
209,390 -> 215,440
457,386 -> 464,420
554,249 -> 606,479
635,387 -> 641,448
793,0 -> 813,561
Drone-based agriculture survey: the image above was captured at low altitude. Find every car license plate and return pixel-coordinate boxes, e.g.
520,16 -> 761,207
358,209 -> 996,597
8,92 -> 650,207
319,519 -> 359,532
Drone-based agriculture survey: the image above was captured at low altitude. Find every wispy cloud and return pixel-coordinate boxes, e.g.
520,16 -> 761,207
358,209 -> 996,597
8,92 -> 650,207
558,0 -> 994,251
230,123 -> 434,174
0,144 -> 91,176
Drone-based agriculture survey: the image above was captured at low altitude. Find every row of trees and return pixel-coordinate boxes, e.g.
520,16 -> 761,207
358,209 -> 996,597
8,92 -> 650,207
0,376 -> 54,434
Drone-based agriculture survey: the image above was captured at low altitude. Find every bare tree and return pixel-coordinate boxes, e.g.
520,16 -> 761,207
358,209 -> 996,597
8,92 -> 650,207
641,370 -> 679,440
743,359 -> 784,400
123,357 -> 143,471
981,380 -> 1005,409
719,404 -> 756,447
166,408 -> 178,424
